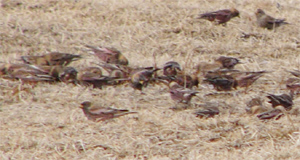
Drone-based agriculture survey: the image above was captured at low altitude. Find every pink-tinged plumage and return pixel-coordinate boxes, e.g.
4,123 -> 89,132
0,63 -> 55,82
86,45 -> 129,65
198,8 -> 240,24
80,101 -> 137,122
169,82 -> 199,104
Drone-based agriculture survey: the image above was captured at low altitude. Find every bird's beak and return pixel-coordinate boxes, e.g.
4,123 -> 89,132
139,80 -> 144,84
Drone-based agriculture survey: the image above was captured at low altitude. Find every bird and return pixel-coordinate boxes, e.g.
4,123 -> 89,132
197,8 -> 240,25
80,101 -> 137,122
255,9 -> 288,30
286,78 -> 300,94
169,82 -> 199,104
98,63 -> 131,76
245,97 -> 267,114
86,45 -> 129,65
76,67 -> 111,89
130,68 -> 160,91
0,63 -> 54,82
194,106 -> 219,118
56,67 -> 78,84
157,73 -> 199,89
215,56 -> 241,69
174,74 -> 199,89
21,52 -> 81,66
267,93 -> 293,111
204,74 -> 238,91
257,109 -> 283,120
232,71 -> 267,88
163,61 -> 181,77
35,65 -> 78,83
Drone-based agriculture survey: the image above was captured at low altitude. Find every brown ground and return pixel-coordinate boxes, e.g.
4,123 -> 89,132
1,0 -> 300,159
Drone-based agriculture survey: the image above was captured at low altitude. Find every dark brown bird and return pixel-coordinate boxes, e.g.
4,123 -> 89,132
255,9 -> 288,30
204,74 -> 237,91
267,93 -> 293,111
86,45 -> 129,65
0,63 -> 54,82
215,56 -> 241,69
21,52 -> 81,66
197,8 -> 240,24
163,61 -> 181,77
257,109 -> 283,120
169,82 -> 199,104
130,68 -> 160,91
77,67 -> 111,88
80,101 -> 137,122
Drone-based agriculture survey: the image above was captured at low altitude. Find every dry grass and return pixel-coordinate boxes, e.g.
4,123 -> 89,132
1,0 -> 300,159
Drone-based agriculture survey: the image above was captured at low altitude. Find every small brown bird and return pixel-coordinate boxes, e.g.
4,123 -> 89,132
257,109 -> 283,120
130,68 -> 160,91
245,97 -> 267,114
286,78 -> 300,94
215,56 -> 241,69
255,9 -> 288,30
36,65 -> 78,83
194,106 -> 219,118
232,71 -> 267,88
77,67 -> 111,88
163,61 -> 181,77
0,63 -> 54,82
267,93 -> 293,111
204,74 -> 237,91
169,82 -> 199,104
80,101 -> 137,122
157,74 -> 199,89
98,63 -> 131,76
86,45 -> 129,65
57,67 -> 78,84
197,8 -> 240,25
21,52 -> 81,66
175,74 -> 199,89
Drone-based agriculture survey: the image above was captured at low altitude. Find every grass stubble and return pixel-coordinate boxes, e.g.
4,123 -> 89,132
1,0 -> 300,159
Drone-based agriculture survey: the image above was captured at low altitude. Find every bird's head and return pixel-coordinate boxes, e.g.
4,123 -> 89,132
119,55 -> 129,65
230,8 -> 240,18
255,9 -> 265,17
80,101 -> 92,108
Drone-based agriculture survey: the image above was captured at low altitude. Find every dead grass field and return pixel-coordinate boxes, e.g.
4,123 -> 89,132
1,0 -> 300,159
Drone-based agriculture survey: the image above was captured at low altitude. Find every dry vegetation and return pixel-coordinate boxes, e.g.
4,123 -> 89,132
1,0 -> 300,159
